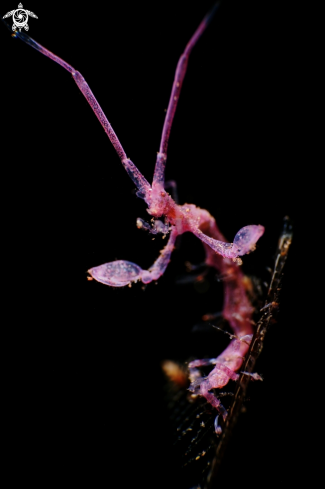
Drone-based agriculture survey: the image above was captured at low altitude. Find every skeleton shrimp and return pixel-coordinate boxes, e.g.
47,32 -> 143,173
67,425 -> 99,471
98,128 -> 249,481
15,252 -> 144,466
7,3 -> 264,426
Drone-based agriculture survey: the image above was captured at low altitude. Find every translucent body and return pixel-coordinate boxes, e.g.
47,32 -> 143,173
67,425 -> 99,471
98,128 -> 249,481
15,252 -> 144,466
11,8 -> 264,290
11,3 -> 264,424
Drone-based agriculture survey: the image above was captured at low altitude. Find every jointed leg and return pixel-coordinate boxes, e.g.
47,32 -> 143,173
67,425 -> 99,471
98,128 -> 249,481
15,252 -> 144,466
88,227 -> 178,286
148,227 -> 178,280
189,362 -> 240,420
193,225 -> 265,261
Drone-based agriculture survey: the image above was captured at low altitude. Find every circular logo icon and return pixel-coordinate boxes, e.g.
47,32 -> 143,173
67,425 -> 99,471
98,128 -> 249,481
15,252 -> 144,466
13,8 -> 29,30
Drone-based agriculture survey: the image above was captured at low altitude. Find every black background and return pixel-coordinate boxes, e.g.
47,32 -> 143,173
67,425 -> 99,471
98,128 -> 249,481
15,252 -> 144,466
1,1 -> 311,487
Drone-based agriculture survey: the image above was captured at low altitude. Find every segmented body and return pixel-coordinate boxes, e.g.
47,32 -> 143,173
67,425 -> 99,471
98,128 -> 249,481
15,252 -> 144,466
8,3 -> 263,425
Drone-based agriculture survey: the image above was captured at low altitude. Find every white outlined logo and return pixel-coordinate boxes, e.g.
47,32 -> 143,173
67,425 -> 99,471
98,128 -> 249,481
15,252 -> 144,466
2,3 -> 38,32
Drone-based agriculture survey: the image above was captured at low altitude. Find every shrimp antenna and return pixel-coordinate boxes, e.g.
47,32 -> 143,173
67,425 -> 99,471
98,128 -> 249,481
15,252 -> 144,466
4,19 -> 150,193
153,2 -> 221,186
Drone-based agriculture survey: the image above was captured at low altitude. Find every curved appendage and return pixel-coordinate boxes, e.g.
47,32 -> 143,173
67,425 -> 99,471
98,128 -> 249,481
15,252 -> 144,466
88,260 -> 151,287
233,225 -> 265,255
188,362 -> 239,420
148,227 -> 178,280
214,415 -> 222,435
88,227 -> 178,287
188,342 -> 263,421
194,224 -> 265,261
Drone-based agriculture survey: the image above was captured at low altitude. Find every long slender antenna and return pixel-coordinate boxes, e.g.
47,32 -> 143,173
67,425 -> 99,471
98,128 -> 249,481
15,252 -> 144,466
153,2 -> 221,186
5,22 -> 150,192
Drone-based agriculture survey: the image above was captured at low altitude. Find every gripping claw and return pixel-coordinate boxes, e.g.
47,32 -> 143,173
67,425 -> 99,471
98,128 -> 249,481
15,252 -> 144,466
233,225 -> 265,255
88,260 -> 150,287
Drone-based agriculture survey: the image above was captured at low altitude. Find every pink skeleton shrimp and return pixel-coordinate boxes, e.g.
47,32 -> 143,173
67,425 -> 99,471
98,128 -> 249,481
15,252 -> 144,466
12,4 -> 264,426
